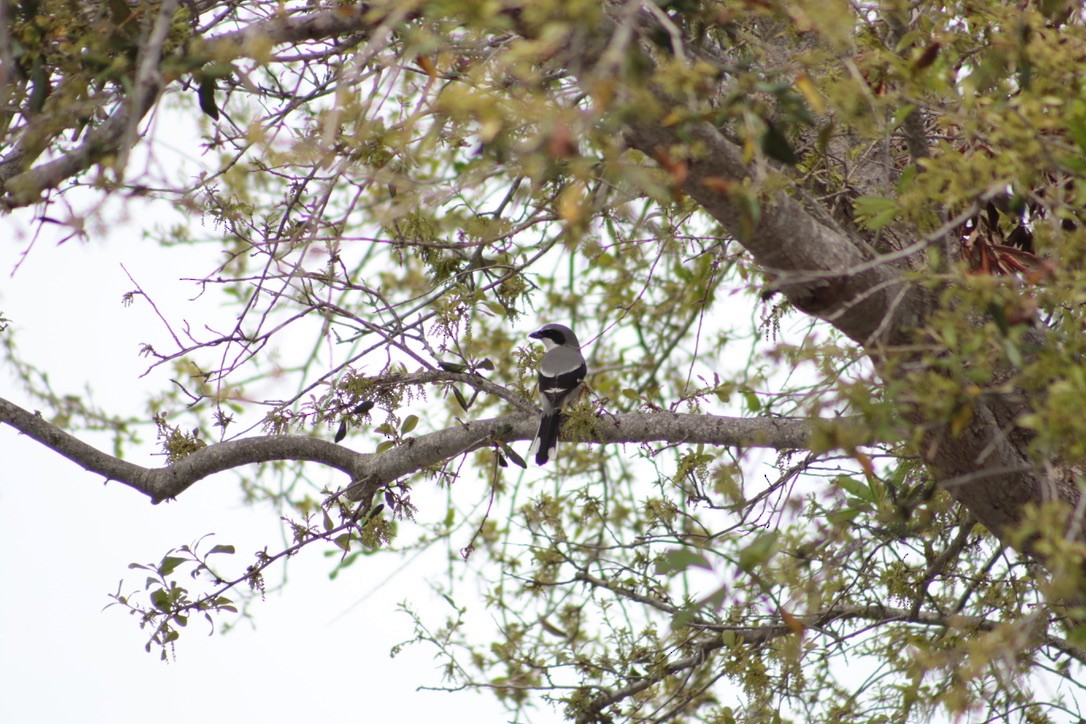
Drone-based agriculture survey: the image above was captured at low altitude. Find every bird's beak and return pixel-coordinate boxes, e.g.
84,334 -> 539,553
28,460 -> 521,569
528,330 -> 543,339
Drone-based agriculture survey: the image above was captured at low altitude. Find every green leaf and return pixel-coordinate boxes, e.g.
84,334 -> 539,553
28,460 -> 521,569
988,302 -> 1009,336
504,447 -> 527,469
828,508 -> 861,526
1067,116 -> 1086,154
105,0 -> 134,26
854,196 -> 900,229
1018,58 -> 1032,90
1068,622 -> 1086,649
496,441 -> 527,469
866,208 -> 899,230
891,104 -> 918,127
834,475 -> 873,503
452,386 -> 471,411
27,57 -> 50,114
655,548 -> 713,575
853,195 -> 898,215
896,165 -> 918,192
208,544 -> 235,556
738,531 -> 779,573
401,414 -> 419,434
699,583 -> 729,612
159,556 -> 185,576
670,603 -> 700,629
150,588 -> 172,612
1004,338 -> 1023,368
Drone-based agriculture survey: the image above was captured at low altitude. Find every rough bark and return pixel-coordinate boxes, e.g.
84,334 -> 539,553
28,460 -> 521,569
1,5 -> 1076,542
0,395 -> 850,503
604,11 -> 1073,541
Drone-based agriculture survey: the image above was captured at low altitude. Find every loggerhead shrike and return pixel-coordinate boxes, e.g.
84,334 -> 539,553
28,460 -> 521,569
528,323 -> 587,465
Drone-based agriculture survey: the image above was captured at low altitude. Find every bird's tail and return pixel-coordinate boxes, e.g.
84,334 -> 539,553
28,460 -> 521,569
529,410 -> 562,465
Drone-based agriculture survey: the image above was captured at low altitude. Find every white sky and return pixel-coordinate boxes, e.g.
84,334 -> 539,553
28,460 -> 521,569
10,68 -> 1072,721
0,214 -> 550,723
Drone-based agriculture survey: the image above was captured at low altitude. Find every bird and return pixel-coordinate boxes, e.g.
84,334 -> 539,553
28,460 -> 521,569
528,323 -> 587,465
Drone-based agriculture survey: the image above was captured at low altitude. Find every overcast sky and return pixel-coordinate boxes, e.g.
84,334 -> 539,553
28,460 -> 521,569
0,211 -> 551,723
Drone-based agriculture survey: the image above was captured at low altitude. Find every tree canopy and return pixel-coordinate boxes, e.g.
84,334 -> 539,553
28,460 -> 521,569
3,0 -> 1086,720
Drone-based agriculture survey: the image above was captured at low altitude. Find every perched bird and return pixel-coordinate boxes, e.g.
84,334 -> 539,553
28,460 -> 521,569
528,323 -> 587,465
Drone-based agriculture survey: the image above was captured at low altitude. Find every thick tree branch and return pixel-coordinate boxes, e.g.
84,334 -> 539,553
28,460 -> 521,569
625,115 -> 1060,538
0,395 -> 865,504
597,16 -> 1069,543
0,395 -> 362,502
0,5 -> 392,208
2,0 -> 1073,562
623,123 -> 931,349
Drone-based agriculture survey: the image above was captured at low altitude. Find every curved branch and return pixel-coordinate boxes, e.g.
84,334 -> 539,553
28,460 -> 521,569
2,1 -> 1063,546
590,17 -> 1065,541
1,395 -> 869,504
0,395 -> 362,502
623,123 -> 930,349
0,5 -> 392,208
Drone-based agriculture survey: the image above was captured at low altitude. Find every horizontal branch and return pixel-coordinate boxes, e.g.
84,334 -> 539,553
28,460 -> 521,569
600,19 -> 1064,541
0,5 -> 389,208
1,395 -> 869,504
0,396 -> 362,502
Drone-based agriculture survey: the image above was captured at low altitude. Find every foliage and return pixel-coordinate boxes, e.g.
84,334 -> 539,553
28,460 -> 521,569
4,0 -> 1086,721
